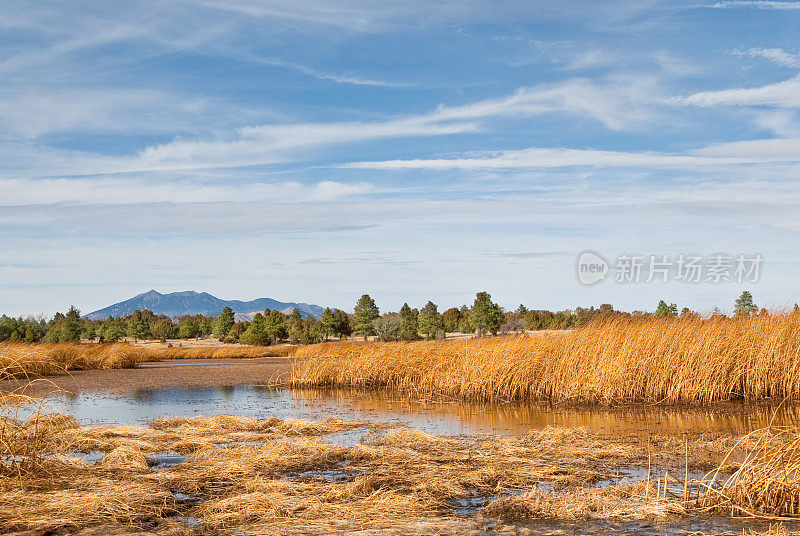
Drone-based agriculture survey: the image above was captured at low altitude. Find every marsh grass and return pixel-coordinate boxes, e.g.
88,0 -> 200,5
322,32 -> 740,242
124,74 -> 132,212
292,314 -> 800,404
3,409 -> 800,534
672,427 -> 800,518
0,342 -> 296,380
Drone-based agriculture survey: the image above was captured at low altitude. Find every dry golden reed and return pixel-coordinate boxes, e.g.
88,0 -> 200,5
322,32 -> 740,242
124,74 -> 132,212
0,342 -> 295,378
687,427 -> 800,518
291,314 -> 800,404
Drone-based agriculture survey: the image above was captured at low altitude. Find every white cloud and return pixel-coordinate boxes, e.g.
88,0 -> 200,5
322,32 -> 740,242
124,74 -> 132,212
0,77 -> 661,178
735,47 -> 800,68
753,110 -> 800,136
691,137 -> 800,158
0,88 -> 224,139
339,141 -> 800,171
0,178 -> 376,206
429,76 -> 659,131
675,74 -> 800,107
712,1 -> 800,9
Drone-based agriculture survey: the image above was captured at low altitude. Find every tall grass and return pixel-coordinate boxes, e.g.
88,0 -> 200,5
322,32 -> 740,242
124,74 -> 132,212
691,427 -> 800,517
0,342 -> 296,379
291,314 -> 800,404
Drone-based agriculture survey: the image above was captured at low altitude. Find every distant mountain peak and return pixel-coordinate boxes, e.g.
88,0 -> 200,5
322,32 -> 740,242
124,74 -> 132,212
85,290 -> 325,321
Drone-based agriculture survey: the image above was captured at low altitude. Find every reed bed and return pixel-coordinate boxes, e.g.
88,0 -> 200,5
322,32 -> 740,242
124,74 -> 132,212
0,342 -> 295,379
291,314 -> 800,404
145,343 -> 296,360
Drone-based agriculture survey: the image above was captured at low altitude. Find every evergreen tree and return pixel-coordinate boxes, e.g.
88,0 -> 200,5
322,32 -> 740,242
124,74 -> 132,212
240,312 -> 269,345
734,291 -> 758,317
354,294 -> 379,340
102,317 -> 127,343
127,309 -> 151,341
263,309 -> 288,343
151,318 -> 175,342
654,300 -> 677,318
60,306 -> 82,342
471,292 -> 504,335
288,308 -> 303,325
213,306 -> 235,340
332,309 -> 352,339
418,301 -> 443,340
178,317 -> 198,339
288,320 -> 304,344
398,303 -> 419,341
320,308 -> 335,340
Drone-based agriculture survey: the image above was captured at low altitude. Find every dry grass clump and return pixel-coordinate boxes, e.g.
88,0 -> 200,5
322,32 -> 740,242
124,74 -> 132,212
49,414 -> 394,462
485,480 -> 685,520
0,343 -> 147,378
0,468 -> 177,530
292,314 -> 800,404
686,427 -> 800,518
101,445 -> 151,471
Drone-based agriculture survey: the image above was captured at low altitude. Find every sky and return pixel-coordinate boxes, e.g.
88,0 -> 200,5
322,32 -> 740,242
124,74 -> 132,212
1,0 -> 800,317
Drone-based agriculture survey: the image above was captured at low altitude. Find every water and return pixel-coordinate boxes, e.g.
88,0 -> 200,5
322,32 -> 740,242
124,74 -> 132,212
40,385 -> 800,437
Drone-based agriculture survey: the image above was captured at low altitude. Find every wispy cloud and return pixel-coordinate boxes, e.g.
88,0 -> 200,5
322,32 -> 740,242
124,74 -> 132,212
0,178 -> 376,206
734,47 -> 800,68
1,77 -> 661,178
712,1 -> 800,9
428,76 -> 659,131
674,74 -> 800,107
339,141 -> 800,171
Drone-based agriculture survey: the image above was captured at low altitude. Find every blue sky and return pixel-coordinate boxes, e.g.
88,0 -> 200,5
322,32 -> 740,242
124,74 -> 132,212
2,0 -> 800,316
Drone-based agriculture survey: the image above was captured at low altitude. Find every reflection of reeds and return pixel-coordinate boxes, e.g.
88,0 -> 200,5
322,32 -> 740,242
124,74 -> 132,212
0,342 -> 295,379
292,315 -> 800,404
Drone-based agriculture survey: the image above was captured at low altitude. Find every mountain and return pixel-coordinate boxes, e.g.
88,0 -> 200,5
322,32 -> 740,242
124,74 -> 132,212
85,290 -> 326,321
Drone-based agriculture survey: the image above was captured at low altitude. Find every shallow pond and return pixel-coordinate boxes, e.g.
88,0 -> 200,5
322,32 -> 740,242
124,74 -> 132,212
36,384 -> 800,437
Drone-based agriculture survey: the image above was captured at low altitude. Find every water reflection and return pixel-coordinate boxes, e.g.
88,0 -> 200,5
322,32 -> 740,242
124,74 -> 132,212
37,385 -> 800,436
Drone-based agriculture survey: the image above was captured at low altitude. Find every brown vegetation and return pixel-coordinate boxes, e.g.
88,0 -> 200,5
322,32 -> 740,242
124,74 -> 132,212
0,342 -> 296,380
291,314 -> 800,404
2,404 -> 800,535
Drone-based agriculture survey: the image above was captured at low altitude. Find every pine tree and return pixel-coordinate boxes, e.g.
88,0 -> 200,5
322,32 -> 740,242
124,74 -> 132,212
654,300 -> 676,318
60,306 -> 82,342
354,294 -> 379,340
471,292 -> 504,335
418,301 -> 443,340
213,306 -> 235,340
398,303 -> 419,341
734,291 -> 757,317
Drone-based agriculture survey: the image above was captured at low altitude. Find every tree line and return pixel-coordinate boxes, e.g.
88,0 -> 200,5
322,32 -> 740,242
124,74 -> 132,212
0,290 -> 776,345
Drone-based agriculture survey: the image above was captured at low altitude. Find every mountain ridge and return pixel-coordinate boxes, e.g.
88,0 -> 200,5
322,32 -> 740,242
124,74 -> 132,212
85,290 -> 325,320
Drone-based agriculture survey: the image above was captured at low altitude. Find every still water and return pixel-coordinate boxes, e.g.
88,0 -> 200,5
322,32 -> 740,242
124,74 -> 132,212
42,384 -> 800,437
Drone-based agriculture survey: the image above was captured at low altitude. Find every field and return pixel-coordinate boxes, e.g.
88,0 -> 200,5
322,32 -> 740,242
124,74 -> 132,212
291,314 -> 800,404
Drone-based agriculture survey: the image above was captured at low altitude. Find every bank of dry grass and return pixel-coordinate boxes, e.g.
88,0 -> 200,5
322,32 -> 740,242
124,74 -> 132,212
292,314 -> 800,404
0,342 -> 295,380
